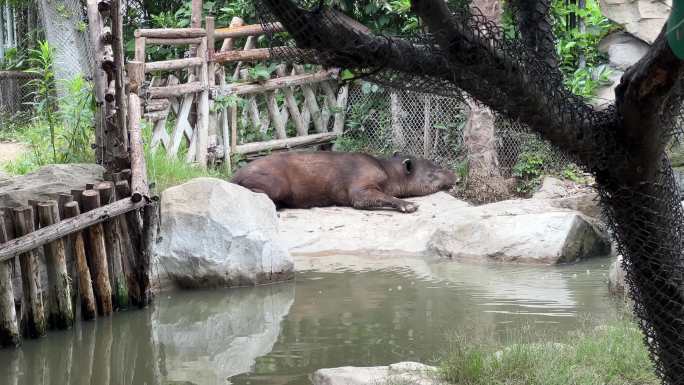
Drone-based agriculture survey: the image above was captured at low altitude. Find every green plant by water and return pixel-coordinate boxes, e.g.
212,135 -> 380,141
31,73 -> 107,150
440,318 -> 658,385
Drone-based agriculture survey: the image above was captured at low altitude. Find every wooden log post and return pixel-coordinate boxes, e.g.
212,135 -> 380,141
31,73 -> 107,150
81,190 -> 113,316
196,36 -> 210,167
112,0 -> 128,149
127,61 -> 150,202
139,201 -> 159,306
277,64 -> 307,136
12,206 -> 46,338
86,0 -> 107,164
63,202 -> 97,321
0,215 -> 20,347
114,181 -> 142,306
294,65 -> 325,133
37,201 -> 74,330
96,182 -> 128,309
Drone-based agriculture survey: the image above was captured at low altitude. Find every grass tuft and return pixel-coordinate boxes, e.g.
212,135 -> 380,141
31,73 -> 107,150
440,319 -> 658,385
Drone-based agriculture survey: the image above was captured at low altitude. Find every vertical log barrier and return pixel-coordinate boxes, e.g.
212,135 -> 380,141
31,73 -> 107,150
63,202 -> 97,321
115,180 -> 143,306
13,206 -> 46,338
140,201 -> 158,306
0,216 -> 20,347
37,201 -> 74,330
96,182 -> 129,309
82,190 -> 113,316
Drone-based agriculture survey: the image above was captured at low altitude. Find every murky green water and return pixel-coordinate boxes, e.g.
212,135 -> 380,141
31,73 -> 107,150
0,256 -> 622,385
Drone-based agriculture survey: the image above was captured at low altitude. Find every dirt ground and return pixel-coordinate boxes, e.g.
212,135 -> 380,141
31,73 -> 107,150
0,141 -> 26,164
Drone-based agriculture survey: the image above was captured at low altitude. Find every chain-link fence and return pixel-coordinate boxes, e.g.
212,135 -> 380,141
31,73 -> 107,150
0,72 -> 35,126
342,83 -> 574,177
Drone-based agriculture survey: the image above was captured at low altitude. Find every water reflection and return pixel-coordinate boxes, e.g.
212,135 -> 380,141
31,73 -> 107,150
0,283 -> 295,385
0,259 -> 620,385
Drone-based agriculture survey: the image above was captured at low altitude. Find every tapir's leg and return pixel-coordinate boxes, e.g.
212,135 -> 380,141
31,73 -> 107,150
349,188 -> 419,213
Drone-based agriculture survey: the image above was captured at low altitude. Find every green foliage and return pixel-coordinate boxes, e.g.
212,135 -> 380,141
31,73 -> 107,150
3,75 -> 95,175
561,164 -> 586,184
335,81 -> 392,154
440,318 -> 658,385
25,41 -> 59,163
512,151 -> 545,195
247,63 -> 279,82
551,0 -> 619,99
142,121 -> 231,192
0,47 -> 27,70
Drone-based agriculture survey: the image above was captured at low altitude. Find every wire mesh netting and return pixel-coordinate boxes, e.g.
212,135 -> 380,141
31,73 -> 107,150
0,73 -> 34,122
343,83 -> 574,176
254,1 -> 684,383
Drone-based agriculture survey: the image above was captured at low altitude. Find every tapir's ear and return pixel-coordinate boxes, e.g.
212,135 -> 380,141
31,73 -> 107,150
402,158 -> 413,174
392,150 -> 400,157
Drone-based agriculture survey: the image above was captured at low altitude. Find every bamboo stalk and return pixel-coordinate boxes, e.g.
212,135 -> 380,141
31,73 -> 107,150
37,201 -> 74,330
82,190 -> 113,316
0,215 -> 20,347
13,206 -> 46,338
63,202 -> 97,321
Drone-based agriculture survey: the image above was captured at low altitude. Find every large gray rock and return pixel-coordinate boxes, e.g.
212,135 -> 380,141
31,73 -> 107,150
280,192 -> 611,265
599,31 -> 650,70
599,0 -> 671,44
429,210 -> 609,264
0,163 -> 104,208
312,362 -> 445,385
155,177 -> 294,289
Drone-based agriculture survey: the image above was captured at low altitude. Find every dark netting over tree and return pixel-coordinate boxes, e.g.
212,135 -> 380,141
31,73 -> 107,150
253,0 -> 684,383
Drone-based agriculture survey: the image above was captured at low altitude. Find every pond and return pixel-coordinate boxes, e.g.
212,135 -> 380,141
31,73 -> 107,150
0,255 -> 622,385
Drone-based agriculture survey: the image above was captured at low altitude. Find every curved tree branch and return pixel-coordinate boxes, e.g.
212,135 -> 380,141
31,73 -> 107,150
259,0 -> 612,168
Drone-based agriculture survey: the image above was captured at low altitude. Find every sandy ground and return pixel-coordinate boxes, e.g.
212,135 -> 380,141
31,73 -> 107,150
0,141 -> 26,164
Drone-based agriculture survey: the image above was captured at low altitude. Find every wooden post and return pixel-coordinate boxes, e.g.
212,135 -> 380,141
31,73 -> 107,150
422,94 -> 432,158
96,182 -> 128,309
139,201 -> 158,306
127,61 -> 150,202
13,206 -> 46,338
63,202 -> 97,321
82,190 -> 113,316
197,36 -> 209,167
0,215 -> 20,347
206,16 -> 215,86
114,180 -> 142,306
112,0 -> 128,149
37,201 -> 74,330
86,0 -> 107,164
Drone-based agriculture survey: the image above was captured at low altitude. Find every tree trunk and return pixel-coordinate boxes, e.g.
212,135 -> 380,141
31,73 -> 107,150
462,0 -> 508,202
463,98 -> 509,202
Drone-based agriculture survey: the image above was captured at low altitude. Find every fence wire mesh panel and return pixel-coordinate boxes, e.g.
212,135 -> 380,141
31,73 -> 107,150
0,72 -> 35,124
255,1 -> 684,383
344,83 -> 573,176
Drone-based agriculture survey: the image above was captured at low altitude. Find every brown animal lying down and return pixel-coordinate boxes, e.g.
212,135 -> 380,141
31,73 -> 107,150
231,151 -> 457,213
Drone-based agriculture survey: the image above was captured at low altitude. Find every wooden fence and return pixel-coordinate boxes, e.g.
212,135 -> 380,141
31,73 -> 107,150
0,170 -> 157,348
132,6 -> 349,169
0,0 -> 157,349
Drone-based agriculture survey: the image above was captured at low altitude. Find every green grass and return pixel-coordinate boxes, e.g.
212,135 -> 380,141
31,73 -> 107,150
145,147 -> 231,193
440,318 -> 658,385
